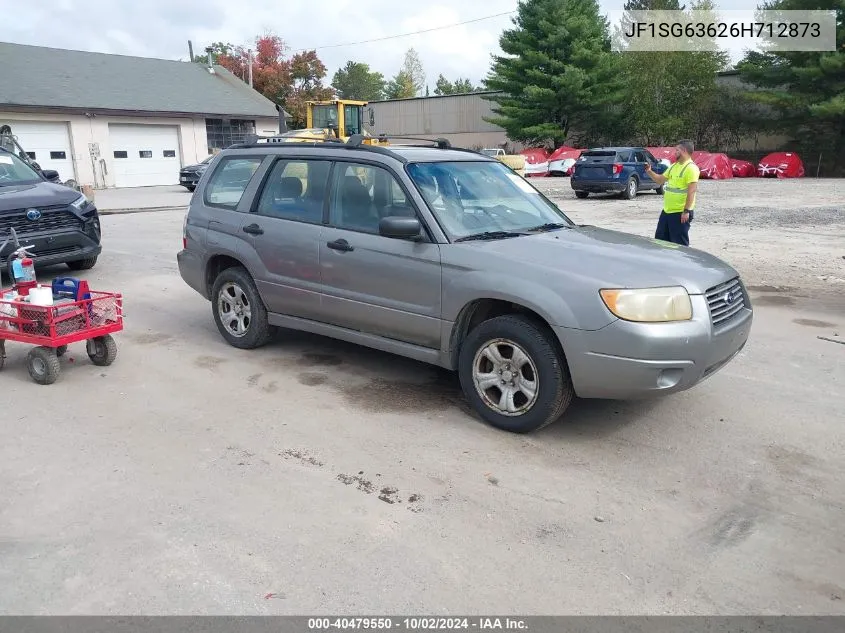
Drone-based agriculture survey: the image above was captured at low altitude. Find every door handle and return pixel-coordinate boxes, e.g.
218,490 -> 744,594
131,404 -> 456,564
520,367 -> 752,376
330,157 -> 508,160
242,223 -> 264,235
326,238 -> 354,252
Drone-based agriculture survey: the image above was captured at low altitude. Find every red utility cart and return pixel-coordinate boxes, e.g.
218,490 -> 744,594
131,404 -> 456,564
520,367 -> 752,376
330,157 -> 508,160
0,289 -> 123,384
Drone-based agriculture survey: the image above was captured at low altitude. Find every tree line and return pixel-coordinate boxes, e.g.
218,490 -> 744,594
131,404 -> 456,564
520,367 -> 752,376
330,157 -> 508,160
483,0 -> 844,173
196,38 -> 483,128
197,0 -> 843,172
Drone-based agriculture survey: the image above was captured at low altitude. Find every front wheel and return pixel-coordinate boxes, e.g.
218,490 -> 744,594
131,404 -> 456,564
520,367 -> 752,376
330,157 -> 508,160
28,346 -> 61,385
622,177 -> 638,200
655,184 -> 665,195
68,256 -> 98,271
211,266 -> 272,349
458,315 -> 574,433
575,191 -> 589,199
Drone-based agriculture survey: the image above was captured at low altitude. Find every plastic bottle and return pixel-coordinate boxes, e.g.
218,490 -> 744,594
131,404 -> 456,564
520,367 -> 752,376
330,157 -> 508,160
14,257 -> 37,297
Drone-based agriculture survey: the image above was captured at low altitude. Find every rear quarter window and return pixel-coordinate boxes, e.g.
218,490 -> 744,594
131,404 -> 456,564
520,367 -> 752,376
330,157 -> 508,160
204,156 -> 263,209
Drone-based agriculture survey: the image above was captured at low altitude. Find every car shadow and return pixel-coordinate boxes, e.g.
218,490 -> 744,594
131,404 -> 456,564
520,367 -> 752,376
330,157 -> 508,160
536,397 -> 663,441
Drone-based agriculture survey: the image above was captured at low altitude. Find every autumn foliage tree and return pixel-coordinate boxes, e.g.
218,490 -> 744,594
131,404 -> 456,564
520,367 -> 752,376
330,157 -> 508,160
200,33 -> 335,128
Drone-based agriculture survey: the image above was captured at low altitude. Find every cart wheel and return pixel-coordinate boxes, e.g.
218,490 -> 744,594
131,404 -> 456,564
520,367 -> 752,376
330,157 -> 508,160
28,347 -> 61,385
87,335 -> 117,366
56,345 -> 68,357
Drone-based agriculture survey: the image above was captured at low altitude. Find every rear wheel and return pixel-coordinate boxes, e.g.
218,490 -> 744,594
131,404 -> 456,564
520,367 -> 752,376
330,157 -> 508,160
67,256 -> 97,271
211,266 -> 272,349
458,315 -> 574,433
622,177 -> 638,200
87,335 -> 117,366
574,191 -> 589,199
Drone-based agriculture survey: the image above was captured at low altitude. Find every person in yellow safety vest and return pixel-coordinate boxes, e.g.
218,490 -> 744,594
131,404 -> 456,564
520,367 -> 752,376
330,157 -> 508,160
645,139 -> 699,246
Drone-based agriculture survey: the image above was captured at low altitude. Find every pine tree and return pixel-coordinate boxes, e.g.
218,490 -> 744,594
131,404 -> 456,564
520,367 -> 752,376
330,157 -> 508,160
483,0 -> 624,147
737,0 -> 845,172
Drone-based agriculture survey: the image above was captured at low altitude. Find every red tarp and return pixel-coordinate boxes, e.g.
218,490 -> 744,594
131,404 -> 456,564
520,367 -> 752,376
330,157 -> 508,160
646,147 -> 676,164
694,152 -> 733,180
730,159 -> 756,178
520,148 -> 551,177
548,146 -> 582,175
758,152 -> 805,178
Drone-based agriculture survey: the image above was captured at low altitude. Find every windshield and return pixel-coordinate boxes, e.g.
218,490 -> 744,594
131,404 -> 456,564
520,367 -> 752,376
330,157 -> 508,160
406,160 -> 574,240
311,104 -> 338,129
0,151 -> 42,186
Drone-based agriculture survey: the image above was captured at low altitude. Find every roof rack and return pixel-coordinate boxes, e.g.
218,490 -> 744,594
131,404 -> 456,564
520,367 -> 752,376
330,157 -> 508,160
372,135 -> 452,149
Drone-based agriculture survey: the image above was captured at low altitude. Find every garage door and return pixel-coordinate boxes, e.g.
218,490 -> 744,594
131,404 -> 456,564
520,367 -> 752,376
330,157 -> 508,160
1,120 -> 75,181
109,124 -> 181,187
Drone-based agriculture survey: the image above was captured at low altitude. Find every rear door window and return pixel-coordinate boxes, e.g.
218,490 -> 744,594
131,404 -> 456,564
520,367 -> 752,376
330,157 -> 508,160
634,151 -> 648,163
254,159 -> 331,224
616,150 -> 633,162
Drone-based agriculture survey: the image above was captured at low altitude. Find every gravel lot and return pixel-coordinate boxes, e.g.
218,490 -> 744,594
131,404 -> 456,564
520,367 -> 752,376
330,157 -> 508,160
0,180 -> 843,615
532,177 -> 845,313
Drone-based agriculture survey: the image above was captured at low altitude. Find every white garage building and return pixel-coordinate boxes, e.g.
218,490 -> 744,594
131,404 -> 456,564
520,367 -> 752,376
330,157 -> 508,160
0,42 -> 286,189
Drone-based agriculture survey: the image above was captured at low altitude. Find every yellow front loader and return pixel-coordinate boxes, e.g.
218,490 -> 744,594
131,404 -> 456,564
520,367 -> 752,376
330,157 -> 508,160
278,99 -> 387,145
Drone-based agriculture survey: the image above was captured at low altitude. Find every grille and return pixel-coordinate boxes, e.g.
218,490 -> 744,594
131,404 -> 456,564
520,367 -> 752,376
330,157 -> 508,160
0,206 -> 81,236
706,277 -> 747,327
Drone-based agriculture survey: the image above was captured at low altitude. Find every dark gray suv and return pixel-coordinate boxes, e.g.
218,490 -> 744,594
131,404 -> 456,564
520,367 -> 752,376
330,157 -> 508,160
178,136 -> 751,433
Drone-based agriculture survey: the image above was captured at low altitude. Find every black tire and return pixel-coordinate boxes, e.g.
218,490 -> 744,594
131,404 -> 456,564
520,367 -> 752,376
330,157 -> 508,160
56,345 -> 68,357
211,266 -> 272,349
458,314 -> 574,433
575,191 -> 589,199
87,335 -> 117,366
67,256 -> 98,271
655,184 -> 665,195
186,185 -> 196,192
27,346 -> 61,385
622,177 -> 638,200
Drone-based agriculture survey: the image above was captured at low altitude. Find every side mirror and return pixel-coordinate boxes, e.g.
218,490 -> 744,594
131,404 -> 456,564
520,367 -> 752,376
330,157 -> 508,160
379,216 -> 421,240
42,169 -> 60,181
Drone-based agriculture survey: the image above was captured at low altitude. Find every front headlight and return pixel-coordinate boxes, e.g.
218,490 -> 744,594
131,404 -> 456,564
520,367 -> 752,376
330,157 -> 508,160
70,193 -> 89,211
600,286 -> 692,322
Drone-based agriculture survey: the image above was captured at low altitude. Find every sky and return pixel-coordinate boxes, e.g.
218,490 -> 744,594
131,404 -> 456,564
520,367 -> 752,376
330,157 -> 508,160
2,0 -> 765,89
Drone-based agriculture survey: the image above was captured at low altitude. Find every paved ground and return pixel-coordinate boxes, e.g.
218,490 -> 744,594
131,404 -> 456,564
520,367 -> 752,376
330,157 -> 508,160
0,182 -> 843,615
92,185 -> 192,212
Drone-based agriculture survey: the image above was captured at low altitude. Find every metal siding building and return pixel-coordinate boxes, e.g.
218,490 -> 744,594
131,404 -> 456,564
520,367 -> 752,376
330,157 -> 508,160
367,92 -> 513,149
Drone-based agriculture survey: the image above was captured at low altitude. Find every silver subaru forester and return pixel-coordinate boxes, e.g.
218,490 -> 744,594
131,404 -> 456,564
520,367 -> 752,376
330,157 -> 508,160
178,136 -> 752,433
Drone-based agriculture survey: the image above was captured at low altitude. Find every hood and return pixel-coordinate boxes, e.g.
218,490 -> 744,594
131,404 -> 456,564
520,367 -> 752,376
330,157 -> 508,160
452,225 -> 737,295
0,181 -> 81,212
180,162 -> 207,172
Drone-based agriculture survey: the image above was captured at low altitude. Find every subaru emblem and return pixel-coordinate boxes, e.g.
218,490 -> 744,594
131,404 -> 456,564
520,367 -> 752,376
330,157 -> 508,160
25,208 -> 41,221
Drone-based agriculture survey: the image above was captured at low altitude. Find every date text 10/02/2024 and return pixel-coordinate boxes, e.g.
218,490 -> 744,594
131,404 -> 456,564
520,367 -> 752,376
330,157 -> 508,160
307,618 -> 528,630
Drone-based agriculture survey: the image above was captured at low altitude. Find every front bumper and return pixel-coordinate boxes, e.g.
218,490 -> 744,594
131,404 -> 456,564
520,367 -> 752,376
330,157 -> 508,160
179,172 -> 201,187
0,215 -> 102,269
571,179 -> 625,193
555,295 -> 752,400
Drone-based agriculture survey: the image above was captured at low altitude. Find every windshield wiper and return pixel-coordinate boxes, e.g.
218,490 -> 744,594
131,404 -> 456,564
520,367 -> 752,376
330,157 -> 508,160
454,230 -> 527,243
524,222 -> 572,232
